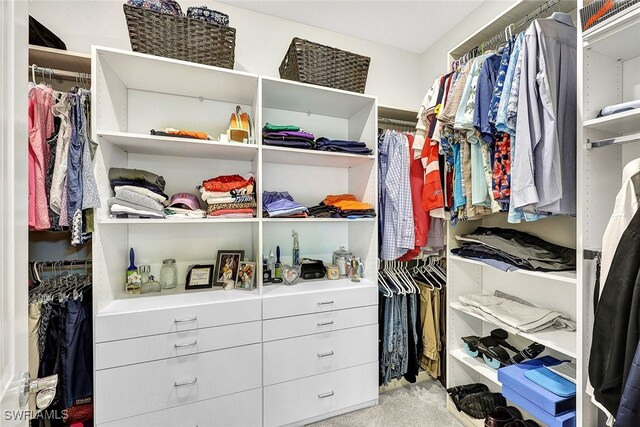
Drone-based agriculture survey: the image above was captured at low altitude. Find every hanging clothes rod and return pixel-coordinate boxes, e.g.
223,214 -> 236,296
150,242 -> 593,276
586,132 -> 640,149
378,117 -> 417,127
29,64 -> 91,83
30,259 -> 93,269
457,0 -> 562,62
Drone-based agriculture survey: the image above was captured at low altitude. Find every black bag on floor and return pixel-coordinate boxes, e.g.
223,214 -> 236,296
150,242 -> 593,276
29,16 -> 66,50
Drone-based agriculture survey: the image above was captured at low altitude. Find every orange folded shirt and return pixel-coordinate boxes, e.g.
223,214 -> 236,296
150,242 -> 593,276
168,129 -> 209,140
323,194 -> 357,206
203,175 -> 255,192
332,200 -> 374,211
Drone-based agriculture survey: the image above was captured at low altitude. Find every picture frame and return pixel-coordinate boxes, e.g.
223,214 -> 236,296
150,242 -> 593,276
185,264 -> 214,290
214,250 -> 245,288
235,261 -> 256,291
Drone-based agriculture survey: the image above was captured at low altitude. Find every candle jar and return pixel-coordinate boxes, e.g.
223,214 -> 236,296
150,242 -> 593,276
332,246 -> 352,277
159,259 -> 178,289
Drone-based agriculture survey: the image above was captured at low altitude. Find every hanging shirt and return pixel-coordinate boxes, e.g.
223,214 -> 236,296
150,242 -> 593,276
474,53 -> 501,143
379,130 -> 414,260
512,13 -> 577,215
488,39 -> 513,126
496,33 -> 525,134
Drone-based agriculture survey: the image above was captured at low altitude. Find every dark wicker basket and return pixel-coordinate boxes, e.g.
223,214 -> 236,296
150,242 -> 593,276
279,38 -> 370,93
123,4 -> 235,69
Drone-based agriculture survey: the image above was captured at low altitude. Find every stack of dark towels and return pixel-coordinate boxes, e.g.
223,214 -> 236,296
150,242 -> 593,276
108,167 -> 167,219
262,123 -> 315,149
451,227 -> 576,272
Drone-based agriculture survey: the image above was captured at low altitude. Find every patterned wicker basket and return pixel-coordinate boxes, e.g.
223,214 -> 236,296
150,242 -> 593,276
123,4 -> 236,69
279,38 -> 370,93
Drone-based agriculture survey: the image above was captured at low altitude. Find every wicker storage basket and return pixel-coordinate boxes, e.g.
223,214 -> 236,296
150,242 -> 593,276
279,38 -> 370,93
123,4 -> 236,69
580,0 -> 640,32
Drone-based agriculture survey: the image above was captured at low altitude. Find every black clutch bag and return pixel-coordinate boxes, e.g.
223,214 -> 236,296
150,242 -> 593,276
300,258 -> 326,280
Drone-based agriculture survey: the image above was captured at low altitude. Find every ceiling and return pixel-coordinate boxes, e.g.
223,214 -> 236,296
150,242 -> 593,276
219,0 -> 494,53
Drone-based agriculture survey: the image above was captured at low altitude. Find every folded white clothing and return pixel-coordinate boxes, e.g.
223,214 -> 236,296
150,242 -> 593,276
115,187 -> 165,212
207,213 -> 253,218
164,206 -> 206,219
206,196 -> 238,204
199,189 -> 232,201
458,293 -> 576,333
114,185 -> 167,203
110,203 -> 165,218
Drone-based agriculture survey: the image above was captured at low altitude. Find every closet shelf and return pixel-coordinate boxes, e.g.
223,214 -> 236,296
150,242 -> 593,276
583,6 -> 640,61
262,278 -> 376,298
29,45 -> 91,74
261,145 -> 375,167
262,217 -> 376,223
449,348 -> 501,386
448,255 -> 577,284
583,109 -> 640,135
450,303 -> 577,358
99,286 -> 260,316
98,218 -> 259,225
97,131 -> 258,161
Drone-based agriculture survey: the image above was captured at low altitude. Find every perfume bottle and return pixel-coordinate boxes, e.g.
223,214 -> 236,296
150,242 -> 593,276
292,230 -> 300,267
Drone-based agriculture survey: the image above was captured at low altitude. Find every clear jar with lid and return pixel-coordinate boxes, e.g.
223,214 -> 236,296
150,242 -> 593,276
159,259 -> 178,289
332,246 -> 352,276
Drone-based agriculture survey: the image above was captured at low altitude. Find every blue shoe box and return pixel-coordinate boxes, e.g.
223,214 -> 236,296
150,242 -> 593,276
498,357 -> 576,416
502,386 -> 576,427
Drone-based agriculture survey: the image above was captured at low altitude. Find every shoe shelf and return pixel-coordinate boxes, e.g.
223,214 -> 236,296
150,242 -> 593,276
449,348 -> 501,387
450,303 -> 577,359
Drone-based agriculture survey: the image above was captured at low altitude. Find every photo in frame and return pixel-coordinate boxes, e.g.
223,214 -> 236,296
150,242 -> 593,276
214,250 -> 245,288
235,261 -> 256,290
185,264 -> 214,290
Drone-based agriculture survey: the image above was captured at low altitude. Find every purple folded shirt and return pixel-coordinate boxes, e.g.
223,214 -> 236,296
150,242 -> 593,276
263,139 -> 313,149
263,130 -> 315,140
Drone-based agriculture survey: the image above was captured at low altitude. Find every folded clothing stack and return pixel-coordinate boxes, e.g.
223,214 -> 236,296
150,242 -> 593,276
262,123 -> 315,149
201,174 -> 256,218
315,137 -> 372,155
320,194 -> 375,218
263,191 -> 308,218
458,291 -> 576,334
108,168 -> 168,219
151,128 -> 213,140
452,227 -> 576,272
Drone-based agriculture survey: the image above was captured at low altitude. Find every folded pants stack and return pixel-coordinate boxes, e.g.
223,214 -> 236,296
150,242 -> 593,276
262,123 -> 315,149
452,227 -> 576,271
315,137 -> 372,154
320,194 -> 376,218
262,191 -> 308,218
108,167 -> 168,219
201,174 -> 256,218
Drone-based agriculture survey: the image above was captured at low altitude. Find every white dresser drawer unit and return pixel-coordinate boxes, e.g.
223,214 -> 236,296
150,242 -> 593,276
96,321 -> 261,370
264,362 -> 378,427
262,285 -> 377,320
263,324 -> 378,386
263,305 -> 377,342
99,388 -> 262,427
95,343 -> 262,424
96,297 -> 261,342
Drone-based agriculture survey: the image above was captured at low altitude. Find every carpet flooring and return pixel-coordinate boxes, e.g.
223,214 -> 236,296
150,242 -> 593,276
308,380 -> 464,426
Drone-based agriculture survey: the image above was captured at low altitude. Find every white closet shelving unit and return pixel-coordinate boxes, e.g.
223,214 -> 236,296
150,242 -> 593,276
442,1 -> 586,426
91,46 -> 378,426
578,3 -> 640,426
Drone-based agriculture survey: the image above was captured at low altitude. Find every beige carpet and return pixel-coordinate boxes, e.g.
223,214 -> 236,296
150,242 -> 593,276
308,380 -> 464,427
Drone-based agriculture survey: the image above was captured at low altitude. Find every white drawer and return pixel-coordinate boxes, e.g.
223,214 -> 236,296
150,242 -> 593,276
96,297 -> 261,342
96,321 -> 261,370
264,362 -> 378,427
263,324 -> 377,386
95,343 -> 261,424
263,305 -> 377,342
99,388 -> 262,427
262,285 -> 377,319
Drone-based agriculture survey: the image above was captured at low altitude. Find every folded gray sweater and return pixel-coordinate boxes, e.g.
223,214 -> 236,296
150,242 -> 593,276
115,187 -> 165,212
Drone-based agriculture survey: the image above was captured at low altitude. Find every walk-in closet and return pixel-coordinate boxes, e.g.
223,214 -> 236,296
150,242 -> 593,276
2,0 -> 639,426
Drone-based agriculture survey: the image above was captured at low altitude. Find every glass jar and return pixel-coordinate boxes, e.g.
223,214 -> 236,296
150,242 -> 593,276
332,246 -> 352,277
159,259 -> 178,289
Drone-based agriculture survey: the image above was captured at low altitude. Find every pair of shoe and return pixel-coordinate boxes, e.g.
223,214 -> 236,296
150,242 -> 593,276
462,328 -> 545,369
485,406 -> 539,427
446,383 -> 489,411
447,384 -> 508,419
227,106 -> 252,143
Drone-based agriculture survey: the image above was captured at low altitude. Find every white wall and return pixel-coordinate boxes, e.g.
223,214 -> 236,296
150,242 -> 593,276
28,0 -> 426,110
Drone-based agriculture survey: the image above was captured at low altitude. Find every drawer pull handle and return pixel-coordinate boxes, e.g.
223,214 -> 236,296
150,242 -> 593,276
317,321 -> 334,327
174,377 -> 198,387
174,340 -> 198,349
318,391 -> 334,399
317,351 -> 334,358
174,317 -> 198,324
317,301 -> 334,306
